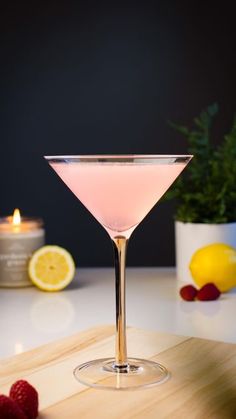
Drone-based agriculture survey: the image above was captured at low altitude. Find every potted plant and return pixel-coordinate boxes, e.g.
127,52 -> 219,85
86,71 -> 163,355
165,103 -> 236,282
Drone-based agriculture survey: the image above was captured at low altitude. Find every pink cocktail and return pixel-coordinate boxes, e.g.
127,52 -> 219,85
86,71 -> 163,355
45,155 -> 192,390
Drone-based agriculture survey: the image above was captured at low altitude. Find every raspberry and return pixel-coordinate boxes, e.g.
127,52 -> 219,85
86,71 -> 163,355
10,380 -> 38,419
179,284 -> 198,301
197,283 -> 221,301
0,394 -> 26,419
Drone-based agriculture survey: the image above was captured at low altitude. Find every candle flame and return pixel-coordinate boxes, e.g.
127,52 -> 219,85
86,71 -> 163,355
12,208 -> 21,225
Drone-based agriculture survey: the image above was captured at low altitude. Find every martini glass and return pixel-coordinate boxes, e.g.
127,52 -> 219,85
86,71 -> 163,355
45,155 -> 192,390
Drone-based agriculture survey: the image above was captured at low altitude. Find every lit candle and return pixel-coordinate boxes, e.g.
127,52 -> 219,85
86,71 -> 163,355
0,209 -> 45,287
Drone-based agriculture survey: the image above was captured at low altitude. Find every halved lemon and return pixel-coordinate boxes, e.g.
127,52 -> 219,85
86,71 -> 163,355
28,245 -> 75,291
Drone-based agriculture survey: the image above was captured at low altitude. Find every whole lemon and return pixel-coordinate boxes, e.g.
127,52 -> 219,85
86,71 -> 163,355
189,243 -> 236,292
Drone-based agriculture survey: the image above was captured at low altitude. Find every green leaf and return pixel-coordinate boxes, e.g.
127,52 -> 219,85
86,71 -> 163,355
164,103 -> 236,223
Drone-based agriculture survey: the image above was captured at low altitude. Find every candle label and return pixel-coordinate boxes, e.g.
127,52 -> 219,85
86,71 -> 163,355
0,231 -> 45,287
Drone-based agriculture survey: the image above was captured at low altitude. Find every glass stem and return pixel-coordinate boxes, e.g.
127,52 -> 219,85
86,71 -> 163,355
112,236 -> 128,369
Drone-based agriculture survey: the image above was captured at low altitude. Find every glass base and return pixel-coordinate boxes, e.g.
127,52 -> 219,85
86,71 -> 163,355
73,358 -> 170,390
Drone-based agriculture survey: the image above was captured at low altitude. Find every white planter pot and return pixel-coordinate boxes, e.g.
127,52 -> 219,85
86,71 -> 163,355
175,221 -> 236,283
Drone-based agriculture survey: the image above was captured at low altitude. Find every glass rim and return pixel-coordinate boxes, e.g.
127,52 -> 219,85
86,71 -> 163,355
44,154 -> 193,163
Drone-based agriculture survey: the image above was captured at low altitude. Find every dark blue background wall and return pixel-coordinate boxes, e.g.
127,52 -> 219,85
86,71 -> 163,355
1,1 -> 235,266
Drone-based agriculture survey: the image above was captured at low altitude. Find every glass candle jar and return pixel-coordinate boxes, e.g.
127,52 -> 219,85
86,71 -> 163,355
0,211 -> 45,287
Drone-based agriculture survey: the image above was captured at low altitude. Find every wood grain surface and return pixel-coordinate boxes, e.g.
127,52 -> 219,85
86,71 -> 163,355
0,325 -> 236,418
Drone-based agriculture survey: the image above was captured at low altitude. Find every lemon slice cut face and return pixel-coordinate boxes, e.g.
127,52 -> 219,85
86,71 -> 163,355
29,245 -> 75,291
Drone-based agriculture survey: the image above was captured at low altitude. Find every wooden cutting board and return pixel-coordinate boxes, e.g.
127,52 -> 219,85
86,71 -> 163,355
0,325 -> 236,418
